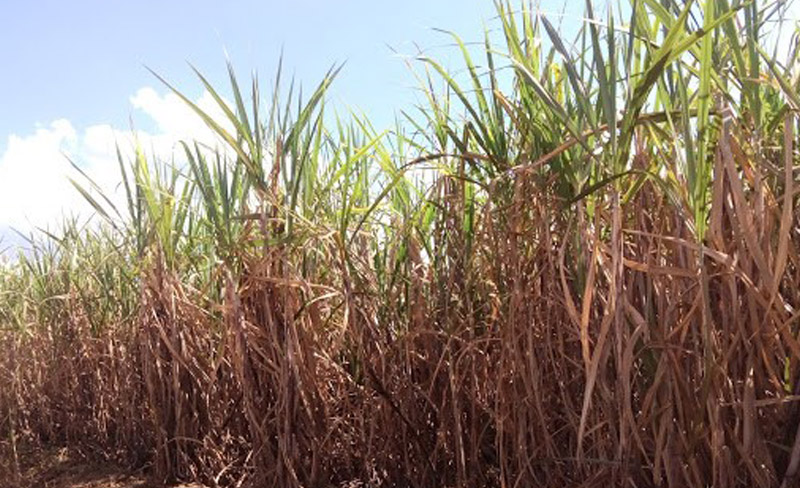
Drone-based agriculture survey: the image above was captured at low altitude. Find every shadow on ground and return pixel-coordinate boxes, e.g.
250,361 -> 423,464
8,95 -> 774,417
1,445 -> 206,488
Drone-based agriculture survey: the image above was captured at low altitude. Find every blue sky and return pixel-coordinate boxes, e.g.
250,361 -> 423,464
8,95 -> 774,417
1,0 -> 530,144
0,0 -> 591,249
2,0 -> 795,251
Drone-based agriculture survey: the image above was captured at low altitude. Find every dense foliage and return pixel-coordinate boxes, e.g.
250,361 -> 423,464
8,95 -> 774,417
2,1 -> 800,486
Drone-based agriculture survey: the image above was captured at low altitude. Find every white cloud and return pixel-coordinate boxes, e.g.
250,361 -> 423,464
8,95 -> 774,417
0,119 -> 82,231
129,87 -> 230,147
0,87 -> 234,239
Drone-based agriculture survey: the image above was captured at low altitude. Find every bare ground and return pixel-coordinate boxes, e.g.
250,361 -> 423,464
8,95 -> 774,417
1,445 -> 206,488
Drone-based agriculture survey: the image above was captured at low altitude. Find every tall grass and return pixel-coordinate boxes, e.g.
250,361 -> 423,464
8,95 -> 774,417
2,1 -> 800,486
